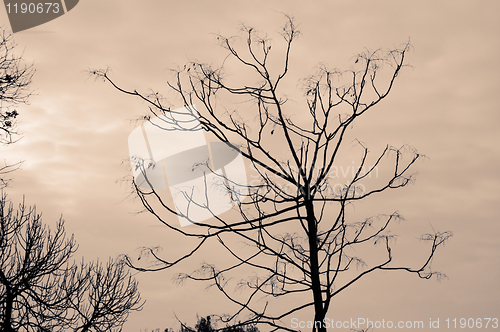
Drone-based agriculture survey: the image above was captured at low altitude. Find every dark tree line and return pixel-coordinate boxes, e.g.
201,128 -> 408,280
141,315 -> 260,332
178,315 -> 259,332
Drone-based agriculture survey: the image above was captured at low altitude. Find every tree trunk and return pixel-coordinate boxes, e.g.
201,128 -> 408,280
2,286 -> 15,332
305,199 -> 326,332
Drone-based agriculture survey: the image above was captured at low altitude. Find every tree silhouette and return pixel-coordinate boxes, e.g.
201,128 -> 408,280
93,16 -> 451,332
0,194 -> 144,331
0,27 -> 35,188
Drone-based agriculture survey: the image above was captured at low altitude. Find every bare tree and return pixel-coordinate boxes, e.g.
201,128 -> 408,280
0,27 -> 35,188
93,16 -> 451,332
0,194 -> 144,332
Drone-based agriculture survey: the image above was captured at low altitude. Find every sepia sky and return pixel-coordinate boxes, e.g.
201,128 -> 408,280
2,1 -> 500,331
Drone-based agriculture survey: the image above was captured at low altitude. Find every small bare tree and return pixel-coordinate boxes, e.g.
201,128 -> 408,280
0,194 -> 144,332
94,16 -> 451,332
0,27 -> 35,188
